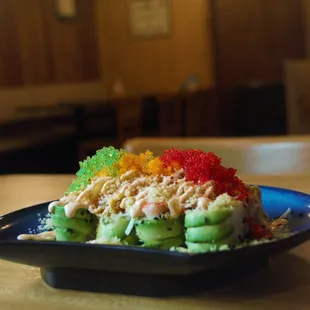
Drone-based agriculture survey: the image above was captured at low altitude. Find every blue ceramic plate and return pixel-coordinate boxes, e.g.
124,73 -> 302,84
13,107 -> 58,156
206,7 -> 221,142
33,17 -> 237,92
0,185 -> 310,297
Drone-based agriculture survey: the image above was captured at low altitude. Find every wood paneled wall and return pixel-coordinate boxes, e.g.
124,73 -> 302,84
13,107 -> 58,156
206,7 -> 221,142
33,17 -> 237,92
302,0 -> 310,58
212,0 -> 305,89
95,0 -> 215,98
0,0 -> 100,87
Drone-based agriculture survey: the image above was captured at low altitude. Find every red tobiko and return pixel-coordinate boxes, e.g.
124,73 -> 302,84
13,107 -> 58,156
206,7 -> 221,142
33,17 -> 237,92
160,148 -> 249,200
245,217 -> 273,239
160,148 -> 185,167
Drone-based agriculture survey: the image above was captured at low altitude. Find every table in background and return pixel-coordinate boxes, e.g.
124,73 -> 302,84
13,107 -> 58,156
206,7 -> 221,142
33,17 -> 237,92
0,174 -> 310,310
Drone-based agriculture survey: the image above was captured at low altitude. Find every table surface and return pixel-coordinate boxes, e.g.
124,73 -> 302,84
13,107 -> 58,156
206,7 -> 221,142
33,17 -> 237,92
0,174 -> 310,310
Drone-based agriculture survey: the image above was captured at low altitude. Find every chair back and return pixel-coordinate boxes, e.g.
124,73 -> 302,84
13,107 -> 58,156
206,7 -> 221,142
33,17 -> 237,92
123,136 -> 310,174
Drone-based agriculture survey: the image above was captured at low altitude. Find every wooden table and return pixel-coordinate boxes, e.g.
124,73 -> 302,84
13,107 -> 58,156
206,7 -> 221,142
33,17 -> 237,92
0,174 -> 310,310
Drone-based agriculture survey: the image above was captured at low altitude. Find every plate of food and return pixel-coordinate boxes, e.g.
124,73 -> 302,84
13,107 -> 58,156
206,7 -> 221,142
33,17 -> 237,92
0,147 -> 310,297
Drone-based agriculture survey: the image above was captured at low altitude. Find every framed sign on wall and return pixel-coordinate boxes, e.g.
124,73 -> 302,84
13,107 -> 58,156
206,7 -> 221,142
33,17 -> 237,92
128,0 -> 172,39
56,0 -> 77,20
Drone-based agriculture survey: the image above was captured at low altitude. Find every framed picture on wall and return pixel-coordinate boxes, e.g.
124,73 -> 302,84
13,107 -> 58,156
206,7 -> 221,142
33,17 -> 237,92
128,0 -> 172,39
55,0 -> 77,21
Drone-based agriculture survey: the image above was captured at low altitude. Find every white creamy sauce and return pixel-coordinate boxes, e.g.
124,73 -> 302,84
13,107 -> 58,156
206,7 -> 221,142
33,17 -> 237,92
118,183 -> 130,196
64,201 -> 89,218
203,186 -> 213,197
48,196 -> 68,213
77,177 -> 107,201
93,169 -> 216,219
131,178 -> 146,188
180,187 -> 195,203
101,179 -> 115,195
48,199 -> 89,218
130,198 -> 148,218
167,196 -> 182,218
176,183 -> 187,196
162,176 -> 173,186
17,230 -> 56,241
45,170 -> 258,227
48,201 -> 60,213
120,170 -> 135,181
120,197 -> 134,210
197,197 -> 209,209
136,188 -> 148,200
48,192 -> 78,214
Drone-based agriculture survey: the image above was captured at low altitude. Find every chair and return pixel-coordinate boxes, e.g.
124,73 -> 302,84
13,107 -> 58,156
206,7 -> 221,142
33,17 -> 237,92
183,89 -> 221,137
140,96 -> 160,136
70,102 -> 118,160
76,97 -> 143,160
123,135 -> 310,175
157,94 -> 183,137
115,97 -> 142,145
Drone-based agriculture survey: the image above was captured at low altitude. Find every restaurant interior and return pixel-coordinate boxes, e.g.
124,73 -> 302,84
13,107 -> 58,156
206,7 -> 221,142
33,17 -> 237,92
0,0 -> 309,175
2,1 -> 310,308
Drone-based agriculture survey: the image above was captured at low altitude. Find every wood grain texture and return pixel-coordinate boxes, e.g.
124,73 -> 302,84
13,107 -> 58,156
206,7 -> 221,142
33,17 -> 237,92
0,0 -> 100,87
158,94 -> 183,137
185,90 -> 221,136
302,0 -> 310,57
0,174 -> 310,310
95,0 -> 215,98
212,0 -> 305,89
284,59 -> 310,134
0,1 -> 24,86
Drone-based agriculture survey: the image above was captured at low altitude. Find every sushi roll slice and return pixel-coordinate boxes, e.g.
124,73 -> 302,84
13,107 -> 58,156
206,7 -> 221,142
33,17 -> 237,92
96,214 -> 139,245
184,194 -> 248,253
51,205 -> 98,243
135,217 -> 184,249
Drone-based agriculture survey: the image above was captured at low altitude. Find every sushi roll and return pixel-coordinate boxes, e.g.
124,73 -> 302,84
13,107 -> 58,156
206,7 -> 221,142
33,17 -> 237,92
96,214 -> 139,245
184,194 -> 248,253
51,205 -> 98,243
134,217 -> 184,249
40,147 -> 273,252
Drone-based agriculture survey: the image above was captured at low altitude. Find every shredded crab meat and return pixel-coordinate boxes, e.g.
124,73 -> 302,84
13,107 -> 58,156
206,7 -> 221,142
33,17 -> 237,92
271,218 -> 289,230
48,169 -> 280,242
270,208 -> 291,231
51,169 -> 218,219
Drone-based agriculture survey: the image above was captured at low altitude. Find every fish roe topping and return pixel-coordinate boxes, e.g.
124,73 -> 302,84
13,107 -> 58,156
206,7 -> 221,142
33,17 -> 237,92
160,148 -> 249,200
66,147 -> 125,194
66,147 -> 249,200
245,216 -> 273,239
66,148 -> 177,194
117,150 -> 153,175
117,151 -> 178,176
